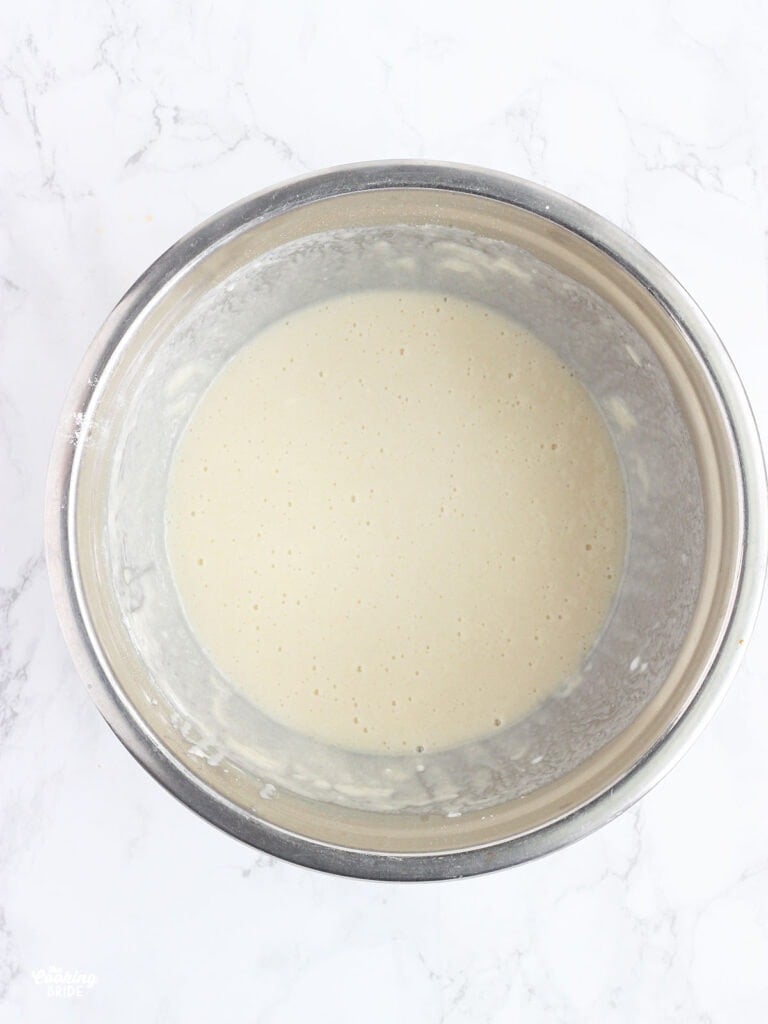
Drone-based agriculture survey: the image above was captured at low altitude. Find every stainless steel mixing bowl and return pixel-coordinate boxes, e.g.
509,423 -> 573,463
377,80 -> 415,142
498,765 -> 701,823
46,162 -> 767,880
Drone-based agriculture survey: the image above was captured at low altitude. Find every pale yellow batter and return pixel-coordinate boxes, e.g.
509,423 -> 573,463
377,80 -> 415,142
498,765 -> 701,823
165,290 -> 626,754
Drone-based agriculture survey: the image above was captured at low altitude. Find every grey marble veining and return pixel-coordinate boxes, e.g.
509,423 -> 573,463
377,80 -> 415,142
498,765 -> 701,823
1,0 -> 767,1020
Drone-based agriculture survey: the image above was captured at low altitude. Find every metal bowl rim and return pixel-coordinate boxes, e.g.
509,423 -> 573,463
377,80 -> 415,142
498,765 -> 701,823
45,160 -> 768,880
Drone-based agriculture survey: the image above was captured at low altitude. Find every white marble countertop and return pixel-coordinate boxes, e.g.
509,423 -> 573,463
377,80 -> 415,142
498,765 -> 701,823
2,1 -> 768,1020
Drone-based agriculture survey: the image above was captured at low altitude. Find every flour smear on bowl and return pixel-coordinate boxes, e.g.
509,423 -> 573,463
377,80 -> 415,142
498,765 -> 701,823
165,289 -> 626,753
